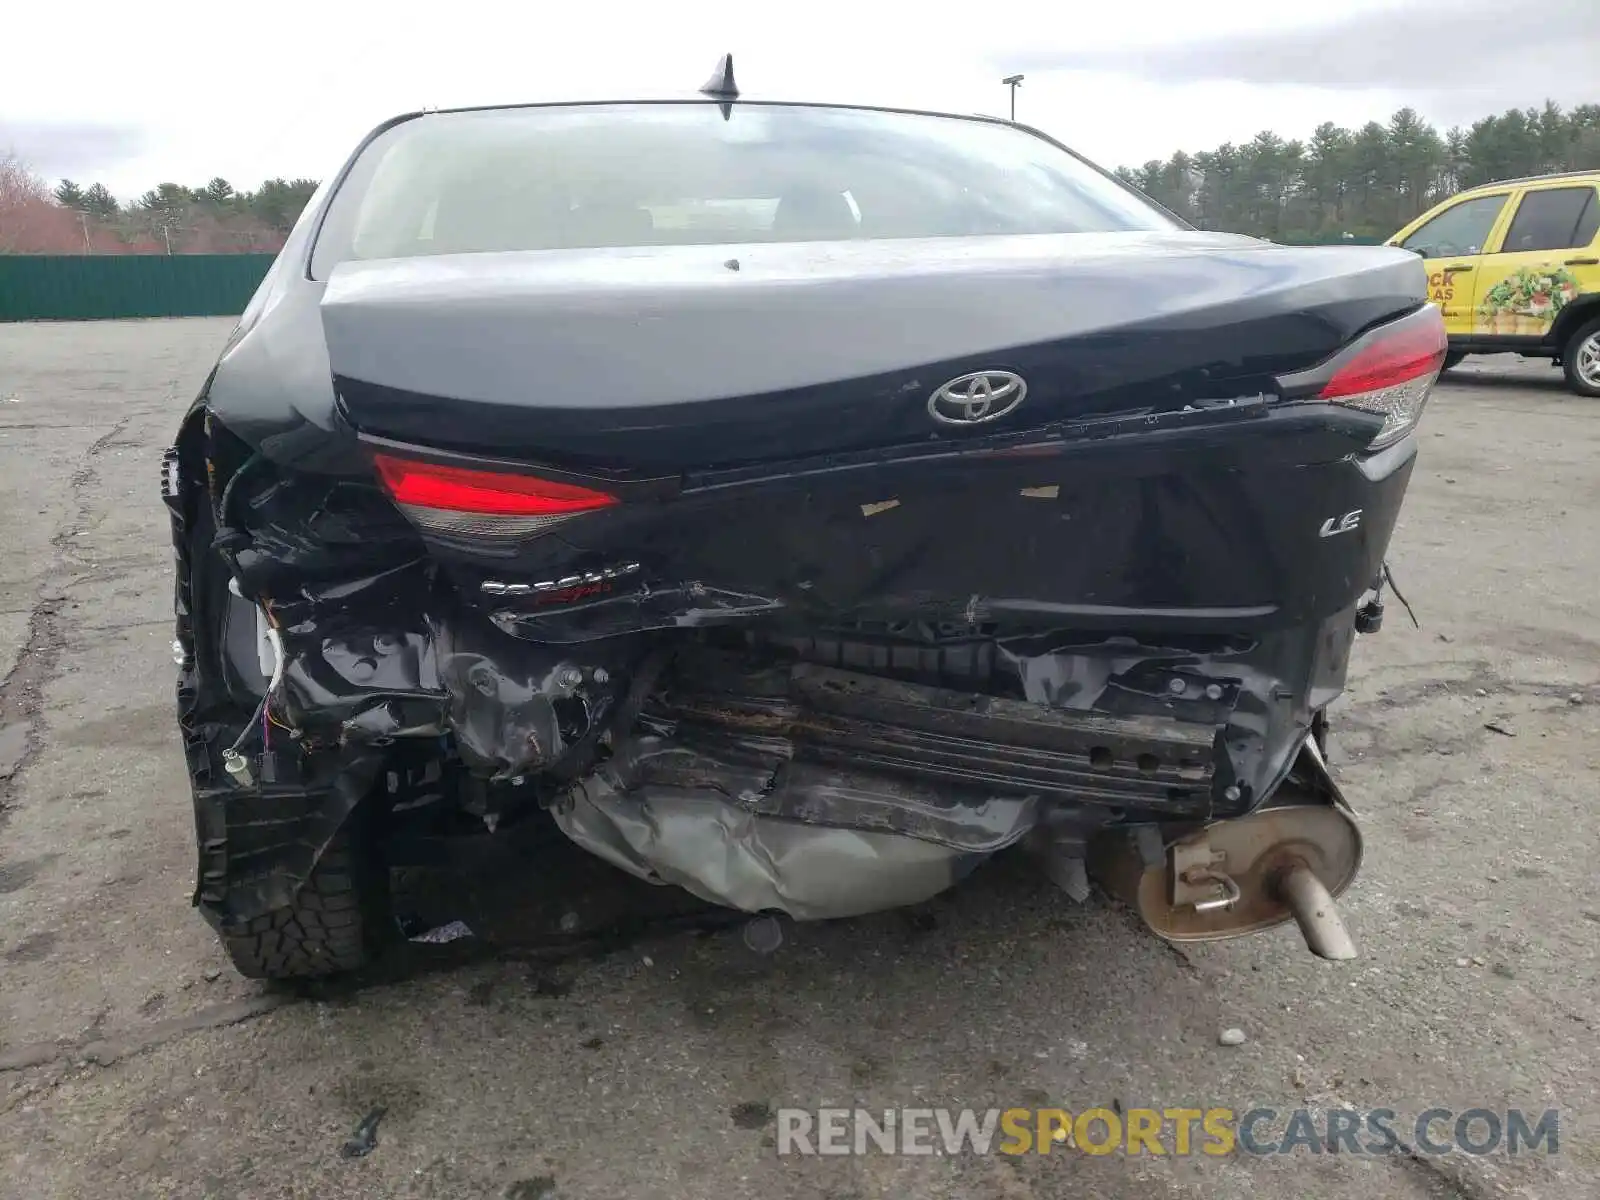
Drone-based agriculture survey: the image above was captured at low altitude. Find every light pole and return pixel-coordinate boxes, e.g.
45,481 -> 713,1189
1002,74 -> 1024,121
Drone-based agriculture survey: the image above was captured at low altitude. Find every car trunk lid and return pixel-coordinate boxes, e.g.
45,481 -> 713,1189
323,231 -> 1424,474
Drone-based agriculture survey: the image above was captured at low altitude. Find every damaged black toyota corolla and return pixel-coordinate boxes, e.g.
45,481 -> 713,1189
164,63 -> 1444,979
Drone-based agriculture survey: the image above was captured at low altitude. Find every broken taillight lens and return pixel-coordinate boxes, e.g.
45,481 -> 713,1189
371,452 -> 618,539
1319,307 -> 1447,450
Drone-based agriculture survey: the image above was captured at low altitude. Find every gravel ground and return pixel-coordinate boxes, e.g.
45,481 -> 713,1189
1,319 -> 1596,1200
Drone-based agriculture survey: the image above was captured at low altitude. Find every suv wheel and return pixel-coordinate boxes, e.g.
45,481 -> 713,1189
1442,350 -> 1467,373
1562,316 -> 1600,397
219,812 -> 392,981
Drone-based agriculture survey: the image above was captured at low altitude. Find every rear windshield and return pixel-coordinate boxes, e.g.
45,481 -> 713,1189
310,102 -> 1176,276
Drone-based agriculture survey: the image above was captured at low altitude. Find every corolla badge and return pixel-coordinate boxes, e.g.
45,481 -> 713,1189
927,371 -> 1028,425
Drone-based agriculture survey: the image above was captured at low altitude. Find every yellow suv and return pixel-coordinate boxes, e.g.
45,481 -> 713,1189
1388,170 -> 1600,395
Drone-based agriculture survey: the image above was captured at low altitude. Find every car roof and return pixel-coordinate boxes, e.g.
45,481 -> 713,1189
1466,168 -> 1600,191
371,56 -> 1049,158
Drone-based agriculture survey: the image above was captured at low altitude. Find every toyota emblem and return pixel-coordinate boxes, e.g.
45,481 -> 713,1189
928,371 -> 1028,425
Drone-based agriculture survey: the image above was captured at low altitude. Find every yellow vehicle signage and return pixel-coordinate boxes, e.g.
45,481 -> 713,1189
1389,171 -> 1600,394
1476,265 -> 1581,335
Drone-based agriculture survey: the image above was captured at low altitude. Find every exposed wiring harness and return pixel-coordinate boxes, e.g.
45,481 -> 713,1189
215,450 -> 265,532
1381,560 -> 1420,629
222,602 -> 288,782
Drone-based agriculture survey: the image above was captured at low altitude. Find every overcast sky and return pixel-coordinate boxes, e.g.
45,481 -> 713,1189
5,0 -> 1596,198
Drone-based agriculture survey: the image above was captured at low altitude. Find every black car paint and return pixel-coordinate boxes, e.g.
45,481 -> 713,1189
320,233 -> 1419,470
169,99 -> 1431,933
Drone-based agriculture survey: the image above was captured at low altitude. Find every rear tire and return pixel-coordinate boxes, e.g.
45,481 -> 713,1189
219,815 -> 392,981
1441,349 -> 1467,373
1562,317 -> 1600,397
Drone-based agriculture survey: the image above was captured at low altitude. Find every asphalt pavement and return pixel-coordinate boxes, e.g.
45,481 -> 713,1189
1,319 -> 1596,1200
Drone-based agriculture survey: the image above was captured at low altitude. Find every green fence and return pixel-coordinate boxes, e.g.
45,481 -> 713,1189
0,255 -> 276,322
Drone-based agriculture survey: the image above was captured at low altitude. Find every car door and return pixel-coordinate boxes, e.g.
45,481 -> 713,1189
1473,182 -> 1600,338
1391,192 -> 1513,336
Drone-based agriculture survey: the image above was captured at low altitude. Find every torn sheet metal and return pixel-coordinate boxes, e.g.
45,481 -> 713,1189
549,724 -> 1039,920
551,775 -> 989,920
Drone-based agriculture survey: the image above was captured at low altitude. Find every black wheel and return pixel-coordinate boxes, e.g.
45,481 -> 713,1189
1441,350 -> 1467,373
1562,316 -> 1600,397
219,814 -> 392,980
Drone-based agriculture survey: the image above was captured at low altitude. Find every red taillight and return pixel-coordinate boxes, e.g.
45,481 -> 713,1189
372,453 -> 617,515
1319,315 -> 1447,400
372,452 -> 617,540
1318,307 -> 1447,449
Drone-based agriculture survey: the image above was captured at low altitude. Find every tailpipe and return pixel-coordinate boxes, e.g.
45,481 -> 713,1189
1275,860 -> 1357,960
1090,744 -> 1363,961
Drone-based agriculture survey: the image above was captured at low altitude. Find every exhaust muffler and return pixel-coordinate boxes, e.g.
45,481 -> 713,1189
1091,745 -> 1363,960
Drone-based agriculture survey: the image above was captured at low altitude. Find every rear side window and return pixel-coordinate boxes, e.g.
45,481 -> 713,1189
1499,187 -> 1598,253
311,102 -> 1176,276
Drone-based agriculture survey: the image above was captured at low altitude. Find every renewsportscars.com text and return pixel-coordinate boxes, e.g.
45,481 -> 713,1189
776,1107 -> 1560,1157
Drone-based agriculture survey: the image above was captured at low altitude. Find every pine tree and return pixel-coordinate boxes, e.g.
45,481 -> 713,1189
53,179 -> 86,209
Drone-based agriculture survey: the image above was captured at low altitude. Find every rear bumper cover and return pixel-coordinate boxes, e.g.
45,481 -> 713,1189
171,406 -> 1414,928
